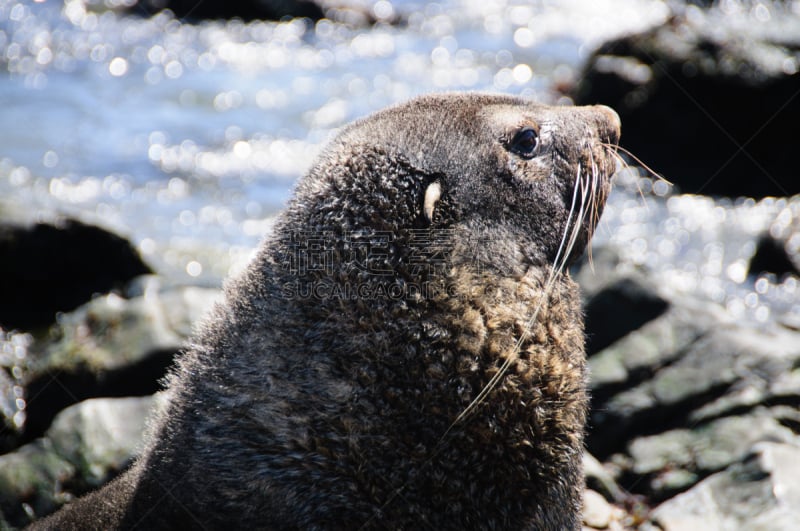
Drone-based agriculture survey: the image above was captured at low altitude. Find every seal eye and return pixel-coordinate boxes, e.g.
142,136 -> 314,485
509,128 -> 538,158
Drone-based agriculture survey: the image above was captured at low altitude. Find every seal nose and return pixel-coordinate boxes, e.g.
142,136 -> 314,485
594,105 -> 621,145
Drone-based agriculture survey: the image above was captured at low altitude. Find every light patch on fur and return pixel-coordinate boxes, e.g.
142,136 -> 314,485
423,181 -> 442,222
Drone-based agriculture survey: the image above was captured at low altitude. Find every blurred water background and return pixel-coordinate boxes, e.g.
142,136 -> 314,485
1,0 -> 798,326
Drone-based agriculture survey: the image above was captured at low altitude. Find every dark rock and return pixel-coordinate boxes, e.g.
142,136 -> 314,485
571,244 -> 628,298
587,295 -> 722,397
131,0 -> 325,22
748,234 -> 800,278
2,281 -> 220,449
0,217 -> 151,331
572,9 -> 800,198
584,275 -> 670,355
748,201 -> 800,278
127,0 -> 400,25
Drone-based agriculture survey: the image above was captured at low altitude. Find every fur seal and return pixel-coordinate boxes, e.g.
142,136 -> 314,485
31,93 -> 620,530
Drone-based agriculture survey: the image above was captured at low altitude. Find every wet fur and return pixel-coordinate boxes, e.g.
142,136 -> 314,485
30,93 -> 619,530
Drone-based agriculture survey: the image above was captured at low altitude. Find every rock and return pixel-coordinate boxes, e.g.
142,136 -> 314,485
590,322 -> 800,460
0,215 -> 151,331
748,234 -> 800,279
11,280 -> 220,444
586,296 -> 729,457
584,453 -> 627,504
748,201 -> 800,278
583,275 -> 670,355
627,409 -> 800,500
583,454 -> 652,530
581,488 -> 638,531
132,0 -> 324,21
582,489 -> 615,529
571,245 -> 629,299
34,278 -> 219,374
46,396 -> 163,486
652,442 -> 800,531
572,6 -> 800,198
0,396 -> 160,529
128,0 -> 399,25
0,440 -> 73,529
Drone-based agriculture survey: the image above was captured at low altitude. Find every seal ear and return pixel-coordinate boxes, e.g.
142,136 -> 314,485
423,181 -> 442,223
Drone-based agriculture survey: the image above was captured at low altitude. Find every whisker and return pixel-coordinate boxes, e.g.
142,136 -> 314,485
603,142 -> 671,186
584,151 -> 601,269
560,162 -> 592,272
588,201 -> 597,268
606,147 -> 628,171
601,143 -> 654,208
553,163 -> 585,273
443,162 -> 586,436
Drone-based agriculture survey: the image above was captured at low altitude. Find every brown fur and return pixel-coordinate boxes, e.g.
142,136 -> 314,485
30,93 -> 619,530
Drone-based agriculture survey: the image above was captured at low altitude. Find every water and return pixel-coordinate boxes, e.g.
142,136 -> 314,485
597,172 -> 800,327
1,0 -> 798,328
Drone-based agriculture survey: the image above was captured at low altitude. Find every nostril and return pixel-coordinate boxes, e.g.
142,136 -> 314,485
594,105 -> 621,145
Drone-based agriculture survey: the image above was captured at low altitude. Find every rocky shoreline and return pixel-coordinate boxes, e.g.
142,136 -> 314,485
1,192 -> 799,529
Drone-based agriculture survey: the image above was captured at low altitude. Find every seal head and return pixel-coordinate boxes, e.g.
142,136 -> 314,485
305,93 -> 619,274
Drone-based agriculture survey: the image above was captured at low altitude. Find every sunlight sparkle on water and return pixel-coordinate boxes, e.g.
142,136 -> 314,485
596,181 -> 800,326
1,0 -> 797,323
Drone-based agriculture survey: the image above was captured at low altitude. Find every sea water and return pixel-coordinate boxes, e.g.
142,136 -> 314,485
0,0 -> 798,329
